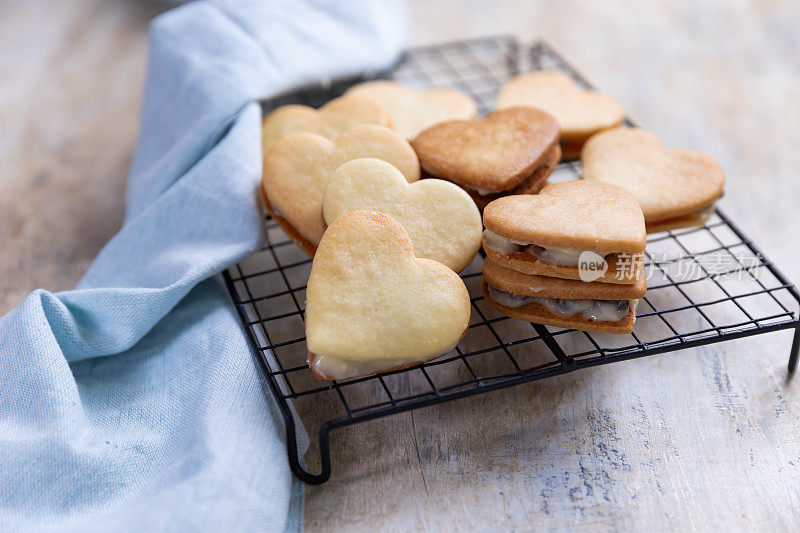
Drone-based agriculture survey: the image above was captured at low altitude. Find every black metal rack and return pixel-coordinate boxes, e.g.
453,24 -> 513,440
223,36 -> 800,484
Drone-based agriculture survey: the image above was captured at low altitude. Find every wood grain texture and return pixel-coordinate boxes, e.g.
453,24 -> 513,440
1,0 -> 799,531
0,0 -> 164,312
304,1 -> 800,531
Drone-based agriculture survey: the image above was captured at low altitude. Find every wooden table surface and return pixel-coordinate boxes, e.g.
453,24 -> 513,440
3,1 -> 800,530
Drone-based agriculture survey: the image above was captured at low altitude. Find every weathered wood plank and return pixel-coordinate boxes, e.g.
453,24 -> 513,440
304,1 -> 800,531
2,1 -> 799,531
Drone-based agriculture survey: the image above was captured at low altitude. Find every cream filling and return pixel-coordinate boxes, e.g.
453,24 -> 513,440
309,339 -> 461,381
654,203 -> 716,226
311,355 -> 415,381
483,230 -> 612,267
693,203 -> 716,219
462,184 -> 500,196
486,285 -> 636,323
646,203 -> 720,234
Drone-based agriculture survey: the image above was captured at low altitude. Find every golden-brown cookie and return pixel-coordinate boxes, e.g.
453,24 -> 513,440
482,180 -> 646,283
261,125 -> 419,255
482,281 -> 636,334
560,138 -> 589,161
581,127 -> 724,232
322,158 -> 482,272
464,144 -> 560,211
261,94 -> 391,154
305,210 -> 471,381
346,80 -> 478,140
411,106 -> 560,194
482,261 -> 643,334
644,206 -> 716,234
483,258 -> 646,300
483,180 -> 645,251
483,243 -> 645,285
497,70 -> 625,159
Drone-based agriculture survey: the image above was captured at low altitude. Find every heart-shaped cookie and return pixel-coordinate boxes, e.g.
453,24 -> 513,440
460,143 -> 561,212
497,70 -> 625,159
262,125 -> 420,256
346,80 -> 478,140
305,210 -> 471,381
581,127 -> 725,231
323,158 -> 482,272
411,107 -> 560,194
482,181 -> 645,284
261,94 -> 390,154
484,180 -> 645,252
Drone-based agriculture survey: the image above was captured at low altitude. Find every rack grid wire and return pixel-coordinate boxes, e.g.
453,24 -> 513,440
223,36 -> 800,484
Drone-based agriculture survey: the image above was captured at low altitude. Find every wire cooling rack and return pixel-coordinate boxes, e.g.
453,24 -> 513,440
223,36 -> 800,484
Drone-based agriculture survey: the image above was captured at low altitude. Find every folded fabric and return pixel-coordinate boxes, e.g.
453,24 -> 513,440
0,1 -> 406,530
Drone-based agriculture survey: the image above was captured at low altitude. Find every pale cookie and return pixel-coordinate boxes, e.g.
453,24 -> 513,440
411,107 -> 560,195
581,127 -> 725,232
305,210 -> 471,381
497,70 -> 625,159
482,259 -> 644,334
323,158 -> 482,272
482,181 -> 646,284
346,80 -> 478,140
262,125 -> 419,256
261,94 -> 390,154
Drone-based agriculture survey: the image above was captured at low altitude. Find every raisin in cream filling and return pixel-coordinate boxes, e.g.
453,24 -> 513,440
486,285 -> 636,323
483,229 -> 612,267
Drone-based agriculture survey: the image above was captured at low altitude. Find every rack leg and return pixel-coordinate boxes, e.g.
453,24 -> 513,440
789,326 -> 800,374
285,420 -> 332,485
280,402 -> 332,484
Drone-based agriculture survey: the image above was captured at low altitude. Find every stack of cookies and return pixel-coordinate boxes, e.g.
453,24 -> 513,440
480,181 -> 647,334
256,70 -> 727,380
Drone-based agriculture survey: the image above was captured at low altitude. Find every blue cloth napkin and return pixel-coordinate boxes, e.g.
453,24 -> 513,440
0,1 -> 405,530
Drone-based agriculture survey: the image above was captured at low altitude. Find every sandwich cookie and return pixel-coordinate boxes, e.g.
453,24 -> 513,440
305,210 -> 471,381
482,181 -> 646,284
482,259 -> 646,334
581,127 -> 725,233
323,158 -> 482,272
261,125 -> 419,256
497,70 -> 625,159
261,94 -> 390,154
346,80 -> 478,140
411,107 -> 561,210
